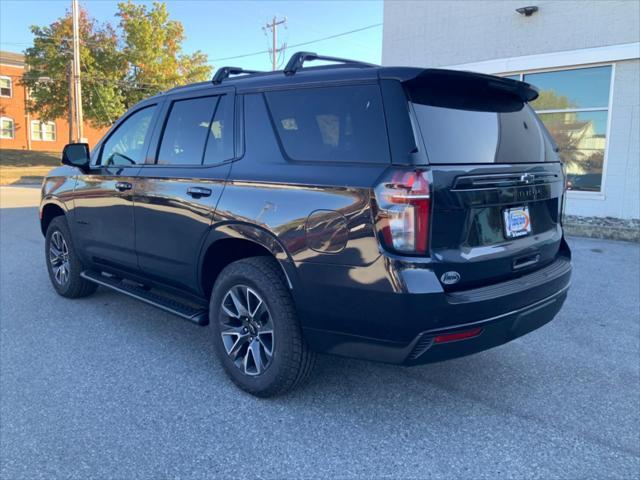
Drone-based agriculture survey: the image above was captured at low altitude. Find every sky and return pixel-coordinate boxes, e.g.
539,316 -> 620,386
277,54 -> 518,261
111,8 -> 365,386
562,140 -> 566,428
0,0 -> 384,71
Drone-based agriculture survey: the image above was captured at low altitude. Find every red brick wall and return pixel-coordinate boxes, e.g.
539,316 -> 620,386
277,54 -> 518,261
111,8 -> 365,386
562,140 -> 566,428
0,62 -> 109,152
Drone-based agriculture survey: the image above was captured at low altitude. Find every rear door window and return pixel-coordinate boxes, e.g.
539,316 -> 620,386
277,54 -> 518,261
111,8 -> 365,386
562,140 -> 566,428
265,85 -> 390,164
157,96 -> 219,166
203,94 -> 235,165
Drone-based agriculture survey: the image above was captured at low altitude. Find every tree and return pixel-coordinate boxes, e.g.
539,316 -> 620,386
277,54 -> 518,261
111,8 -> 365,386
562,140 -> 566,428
23,2 -> 212,127
116,1 -> 212,107
531,89 -> 576,111
23,8 -> 125,127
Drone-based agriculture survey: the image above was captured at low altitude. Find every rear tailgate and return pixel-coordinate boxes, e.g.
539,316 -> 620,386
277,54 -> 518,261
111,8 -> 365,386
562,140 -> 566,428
397,68 -> 568,290
429,162 -> 565,291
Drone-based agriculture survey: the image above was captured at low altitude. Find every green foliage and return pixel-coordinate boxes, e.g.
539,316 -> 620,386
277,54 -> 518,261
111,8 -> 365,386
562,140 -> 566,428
530,89 -> 577,111
23,2 -> 212,127
24,9 -> 125,127
116,1 -> 212,107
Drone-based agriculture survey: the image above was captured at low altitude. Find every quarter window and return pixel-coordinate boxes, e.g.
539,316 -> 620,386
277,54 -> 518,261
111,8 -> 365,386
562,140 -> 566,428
101,106 -> 156,166
0,76 -> 11,97
265,85 -> 390,164
31,121 -> 56,141
0,117 -> 14,139
509,66 -> 612,192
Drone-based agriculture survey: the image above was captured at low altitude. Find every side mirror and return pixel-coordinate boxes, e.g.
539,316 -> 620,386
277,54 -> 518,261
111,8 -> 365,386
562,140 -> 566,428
61,143 -> 90,172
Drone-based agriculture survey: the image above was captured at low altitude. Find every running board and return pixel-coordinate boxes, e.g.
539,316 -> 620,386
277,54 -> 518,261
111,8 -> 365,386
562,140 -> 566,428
81,270 -> 209,325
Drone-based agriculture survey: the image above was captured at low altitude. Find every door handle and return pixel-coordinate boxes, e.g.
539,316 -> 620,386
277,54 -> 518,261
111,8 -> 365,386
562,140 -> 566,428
115,182 -> 132,192
187,186 -> 212,198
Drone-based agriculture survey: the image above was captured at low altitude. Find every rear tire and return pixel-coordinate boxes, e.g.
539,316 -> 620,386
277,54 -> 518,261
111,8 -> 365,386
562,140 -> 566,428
209,256 -> 315,397
45,216 -> 98,298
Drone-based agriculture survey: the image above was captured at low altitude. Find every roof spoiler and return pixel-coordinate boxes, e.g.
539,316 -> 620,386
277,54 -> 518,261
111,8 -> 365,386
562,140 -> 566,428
387,68 -> 539,112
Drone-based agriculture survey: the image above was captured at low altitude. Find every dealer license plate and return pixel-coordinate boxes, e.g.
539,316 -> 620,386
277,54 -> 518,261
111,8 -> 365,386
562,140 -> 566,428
503,206 -> 532,238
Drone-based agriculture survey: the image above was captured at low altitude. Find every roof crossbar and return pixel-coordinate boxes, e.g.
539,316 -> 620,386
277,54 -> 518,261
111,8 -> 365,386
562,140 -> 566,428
284,51 -> 376,76
212,67 -> 264,84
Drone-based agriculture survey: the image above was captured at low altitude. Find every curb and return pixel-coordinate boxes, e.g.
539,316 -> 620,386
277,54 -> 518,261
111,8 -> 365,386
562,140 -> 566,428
564,222 -> 640,243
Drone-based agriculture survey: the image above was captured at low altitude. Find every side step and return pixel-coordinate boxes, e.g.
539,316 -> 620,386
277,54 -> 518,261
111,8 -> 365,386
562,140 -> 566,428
81,270 -> 209,325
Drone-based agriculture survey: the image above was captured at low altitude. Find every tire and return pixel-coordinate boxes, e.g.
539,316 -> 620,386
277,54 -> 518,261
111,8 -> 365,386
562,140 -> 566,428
45,216 -> 98,298
209,256 -> 316,397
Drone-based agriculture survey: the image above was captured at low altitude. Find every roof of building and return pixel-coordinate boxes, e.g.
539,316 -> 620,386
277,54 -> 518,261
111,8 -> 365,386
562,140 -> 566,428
0,51 -> 25,67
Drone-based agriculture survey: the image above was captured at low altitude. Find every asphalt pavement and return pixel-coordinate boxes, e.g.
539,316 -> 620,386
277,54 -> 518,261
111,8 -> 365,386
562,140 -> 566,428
1,186 -> 639,479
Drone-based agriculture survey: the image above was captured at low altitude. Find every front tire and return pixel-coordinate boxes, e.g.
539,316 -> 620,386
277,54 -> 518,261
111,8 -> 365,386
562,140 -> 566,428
209,256 -> 315,397
45,216 -> 98,298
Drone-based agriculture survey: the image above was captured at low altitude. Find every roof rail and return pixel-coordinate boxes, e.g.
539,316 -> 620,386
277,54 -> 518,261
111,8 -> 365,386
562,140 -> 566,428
212,67 -> 264,85
284,51 -> 376,76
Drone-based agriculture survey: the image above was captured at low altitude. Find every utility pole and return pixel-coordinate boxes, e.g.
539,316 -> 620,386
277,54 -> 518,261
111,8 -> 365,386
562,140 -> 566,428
71,0 -> 84,142
67,61 -> 74,143
264,16 -> 287,71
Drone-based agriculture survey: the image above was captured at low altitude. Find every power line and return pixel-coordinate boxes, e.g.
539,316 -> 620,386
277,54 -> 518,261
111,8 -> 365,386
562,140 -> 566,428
209,23 -> 382,63
288,23 -> 382,51
0,72 -> 160,92
4,22 -> 383,67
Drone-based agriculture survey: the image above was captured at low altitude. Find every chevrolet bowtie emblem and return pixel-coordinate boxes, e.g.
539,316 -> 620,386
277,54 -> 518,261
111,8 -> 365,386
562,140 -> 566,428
520,173 -> 535,184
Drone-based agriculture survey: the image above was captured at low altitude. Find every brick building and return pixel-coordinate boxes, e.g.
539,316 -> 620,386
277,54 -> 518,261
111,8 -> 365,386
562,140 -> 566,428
0,50 -> 108,152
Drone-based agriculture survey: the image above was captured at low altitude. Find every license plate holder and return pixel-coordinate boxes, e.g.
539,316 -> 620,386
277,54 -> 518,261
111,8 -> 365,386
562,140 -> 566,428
503,206 -> 532,239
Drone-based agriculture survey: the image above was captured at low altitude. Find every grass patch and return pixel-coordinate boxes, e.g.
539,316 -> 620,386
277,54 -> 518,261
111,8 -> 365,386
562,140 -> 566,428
0,149 -> 60,184
0,166 -> 52,185
0,149 -> 60,167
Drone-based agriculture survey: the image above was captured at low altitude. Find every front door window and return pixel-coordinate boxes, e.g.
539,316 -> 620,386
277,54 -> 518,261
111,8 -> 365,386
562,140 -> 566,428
101,106 -> 157,166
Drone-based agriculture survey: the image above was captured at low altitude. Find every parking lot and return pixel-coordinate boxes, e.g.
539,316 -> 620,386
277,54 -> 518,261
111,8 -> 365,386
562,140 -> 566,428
1,185 -> 638,479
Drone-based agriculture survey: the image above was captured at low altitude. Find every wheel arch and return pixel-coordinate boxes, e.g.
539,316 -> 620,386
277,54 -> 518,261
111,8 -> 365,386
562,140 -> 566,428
198,222 -> 297,299
40,200 -> 67,236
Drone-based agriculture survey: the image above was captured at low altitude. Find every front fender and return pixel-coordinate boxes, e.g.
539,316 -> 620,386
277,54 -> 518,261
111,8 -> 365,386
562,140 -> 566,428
198,221 -> 299,291
40,170 -> 77,213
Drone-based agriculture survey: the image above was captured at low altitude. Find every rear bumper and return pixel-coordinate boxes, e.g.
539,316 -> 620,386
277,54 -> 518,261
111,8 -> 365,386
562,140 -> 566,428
297,253 -> 571,365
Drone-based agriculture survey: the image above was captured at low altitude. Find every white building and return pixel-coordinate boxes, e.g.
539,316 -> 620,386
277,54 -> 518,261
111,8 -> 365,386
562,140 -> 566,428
382,0 -> 640,230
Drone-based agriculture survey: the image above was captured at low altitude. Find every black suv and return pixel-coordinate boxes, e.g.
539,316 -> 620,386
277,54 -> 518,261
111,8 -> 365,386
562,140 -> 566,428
40,52 -> 571,396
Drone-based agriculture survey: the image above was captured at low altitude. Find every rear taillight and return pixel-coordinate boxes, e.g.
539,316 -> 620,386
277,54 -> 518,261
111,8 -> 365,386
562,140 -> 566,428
373,169 -> 431,255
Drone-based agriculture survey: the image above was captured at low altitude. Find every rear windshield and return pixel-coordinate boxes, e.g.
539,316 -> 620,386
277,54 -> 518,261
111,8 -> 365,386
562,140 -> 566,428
412,103 -> 557,164
265,85 -> 390,164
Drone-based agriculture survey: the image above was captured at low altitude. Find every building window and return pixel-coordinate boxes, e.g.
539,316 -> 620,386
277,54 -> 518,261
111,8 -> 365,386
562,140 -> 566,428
0,117 -> 15,139
507,66 -> 612,193
31,120 -> 57,142
0,76 -> 11,97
